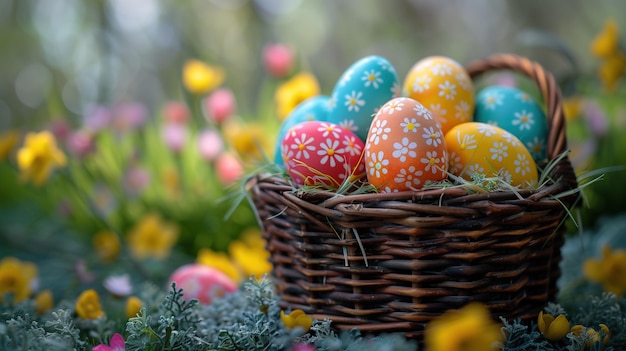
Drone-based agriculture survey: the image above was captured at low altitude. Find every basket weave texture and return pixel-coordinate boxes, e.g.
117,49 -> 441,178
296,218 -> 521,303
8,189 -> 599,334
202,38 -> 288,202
249,54 -> 580,339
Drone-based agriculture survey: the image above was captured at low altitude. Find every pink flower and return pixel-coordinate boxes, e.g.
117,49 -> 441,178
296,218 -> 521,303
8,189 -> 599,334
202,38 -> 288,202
67,130 -> 95,158
584,101 -> 609,137
291,343 -> 316,351
163,101 -> 189,124
263,43 -> 294,78
84,105 -> 113,132
123,164 -> 151,196
103,274 -> 132,297
93,333 -> 125,351
113,102 -> 148,132
492,72 -> 517,87
216,153 -> 243,186
204,88 -> 236,124
161,122 -> 188,153
197,129 -> 224,161
49,119 -> 72,144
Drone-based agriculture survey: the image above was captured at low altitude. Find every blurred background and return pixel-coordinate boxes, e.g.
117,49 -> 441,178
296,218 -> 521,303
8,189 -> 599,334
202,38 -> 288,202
1,0 -> 625,288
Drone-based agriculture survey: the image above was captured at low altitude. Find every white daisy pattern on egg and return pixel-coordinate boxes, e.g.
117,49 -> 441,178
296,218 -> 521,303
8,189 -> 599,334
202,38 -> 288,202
421,150 -> 442,174
438,81 -> 457,100
501,131 -> 520,147
391,82 -> 402,98
345,91 -> 365,112
422,126 -> 442,147
431,63 -> 452,76
448,151 -> 463,174
342,134 -> 362,157
455,73 -> 472,91
526,137 -> 545,159
514,153 -> 532,176
368,150 -> 389,179
467,163 -> 485,176
482,91 -> 504,110
369,119 -> 391,145
413,103 -> 432,119
384,99 -> 404,114
512,110 -> 534,131
362,70 -> 383,89
392,137 -> 418,162
412,75 -> 431,94
489,141 -> 508,162
291,133 -> 316,160
340,69 -> 354,87
477,123 -> 498,137
317,138 -> 344,167
318,122 -> 341,139
455,100 -> 470,119
515,92 -> 532,102
497,168 -> 513,184
394,166 -> 423,188
400,117 -> 420,133
429,103 -> 447,123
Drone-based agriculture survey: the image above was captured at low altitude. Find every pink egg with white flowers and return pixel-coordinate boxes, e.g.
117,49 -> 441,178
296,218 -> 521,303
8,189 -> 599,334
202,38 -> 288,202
280,121 -> 366,188
168,264 -> 238,304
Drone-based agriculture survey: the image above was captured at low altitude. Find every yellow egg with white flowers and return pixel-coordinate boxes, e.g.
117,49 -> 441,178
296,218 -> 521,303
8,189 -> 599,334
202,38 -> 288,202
445,122 -> 538,189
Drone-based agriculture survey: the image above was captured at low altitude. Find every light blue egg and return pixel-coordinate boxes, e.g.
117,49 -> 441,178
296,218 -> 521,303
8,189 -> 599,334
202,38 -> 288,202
327,55 -> 399,142
273,95 -> 331,165
474,85 -> 548,162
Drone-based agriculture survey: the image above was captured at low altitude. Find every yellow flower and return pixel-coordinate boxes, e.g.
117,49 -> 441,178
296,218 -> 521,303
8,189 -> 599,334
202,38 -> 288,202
537,311 -> 570,341
222,120 -> 273,162
75,289 -> 105,320
34,289 -> 53,315
183,59 -> 225,95
93,230 -> 121,262
275,72 -> 320,120
571,324 -> 610,347
127,213 -> 178,260
229,229 -> 272,279
0,129 -> 20,160
583,245 -> 626,296
197,248 -> 242,283
0,257 -> 37,303
591,19 -> 620,59
562,97 -> 584,122
425,303 -> 504,351
126,296 -> 143,319
280,309 -> 313,332
17,131 -> 66,186
598,53 -> 626,91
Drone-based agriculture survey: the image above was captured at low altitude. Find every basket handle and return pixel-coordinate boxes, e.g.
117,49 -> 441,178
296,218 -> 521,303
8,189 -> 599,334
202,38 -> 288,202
465,54 -> 578,191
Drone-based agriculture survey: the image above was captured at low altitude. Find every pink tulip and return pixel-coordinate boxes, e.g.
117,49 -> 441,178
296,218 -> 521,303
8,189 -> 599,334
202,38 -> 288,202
93,333 -> 125,351
123,164 -> 151,196
583,101 -> 609,137
162,122 -> 188,153
67,130 -> 95,158
163,101 -> 189,124
263,43 -> 294,78
84,105 -> 113,132
113,102 -> 148,132
197,129 -> 224,161
168,264 -> 238,304
49,119 -> 72,144
216,153 -> 243,185
204,88 -> 236,124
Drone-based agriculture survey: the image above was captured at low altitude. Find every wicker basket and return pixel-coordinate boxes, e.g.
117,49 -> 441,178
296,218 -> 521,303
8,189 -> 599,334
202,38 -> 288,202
249,54 -> 580,339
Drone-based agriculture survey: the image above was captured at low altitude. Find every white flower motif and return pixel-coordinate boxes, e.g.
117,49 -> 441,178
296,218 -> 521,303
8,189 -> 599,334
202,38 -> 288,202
413,103 -> 432,119
455,73 -> 472,91
429,104 -> 447,124
422,126 -> 442,147
369,119 -> 391,145
455,100 -> 470,119
317,138 -> 345,167
477,123 -> 498,137
421,150 -> 441,174
501,131 -> 520,147
362,70 -> 383,89
467,163 -> 484,176
497,168 -> 513,184
448,151 -> 463,174
400,117 -> 420,133
391,82 -> 402,98
341,134 -> 362,157
384,99 -> 404,114
291,132 -> 316,159
368,150 -> 389,179
438,81 -> 457,100
431,63 -> 452,76
514,153 -> 531,176
339,119 -> 358,133
394,165 -> 423,188
340,69 -> 354,87
392,137 -> 418,162
526,137 -> 545,159
515,92 -> 532,103
489,141 -> 509,162
412,75 -> 431,93
482,91 -> 504,110
512,110 -> 535,131
318,122 -> 341,139
280,144 -> 293,163
329,96 -> 336,109
456,131 -> 477,150
345,91 -> 365,112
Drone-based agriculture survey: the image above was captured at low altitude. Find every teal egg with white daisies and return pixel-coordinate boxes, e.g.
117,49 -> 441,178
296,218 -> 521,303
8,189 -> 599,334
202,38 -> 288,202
274,95 -> 331,165
474,85 -> 548,162
328,55 -> 400,142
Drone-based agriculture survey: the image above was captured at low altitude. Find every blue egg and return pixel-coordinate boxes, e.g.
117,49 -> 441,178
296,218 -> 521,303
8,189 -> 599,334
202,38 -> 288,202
273,95 -> 331,165
474,85 -> 548,162
327,55 -> 399,142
